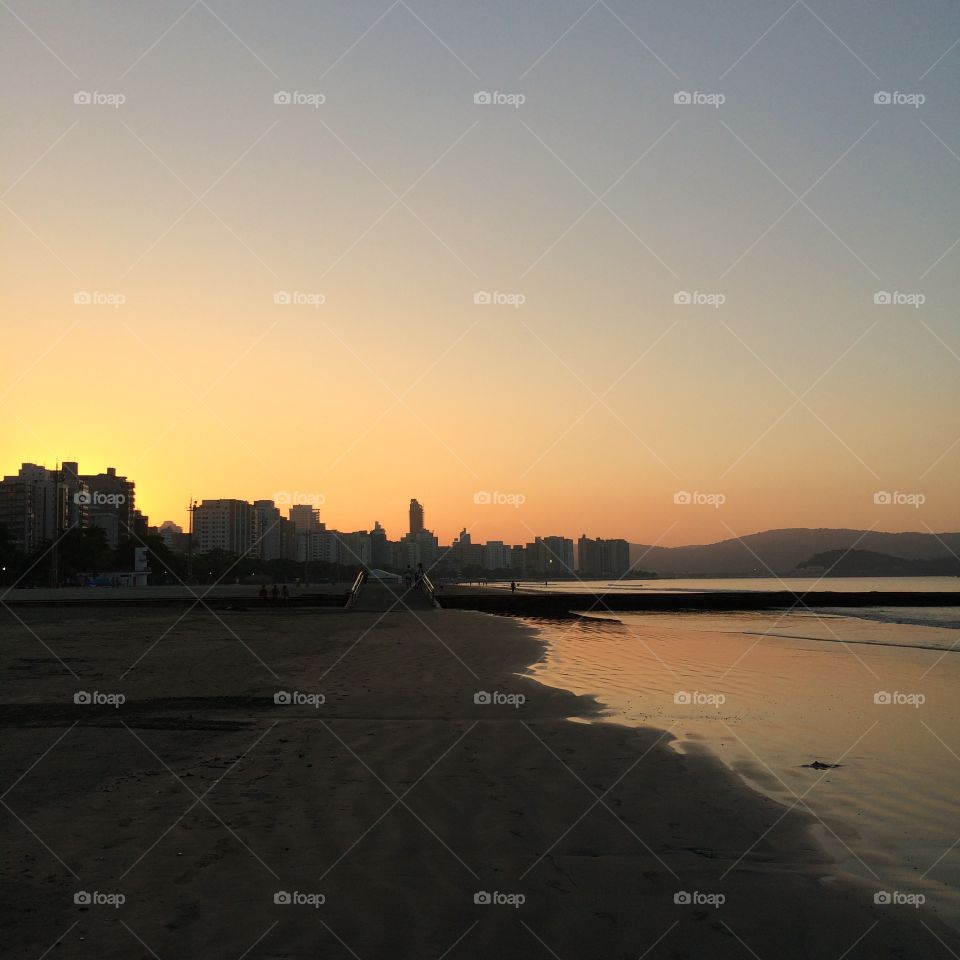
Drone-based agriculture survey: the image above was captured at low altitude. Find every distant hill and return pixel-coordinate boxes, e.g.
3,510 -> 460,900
795,549 -> 960,577
629,528 -> 960,578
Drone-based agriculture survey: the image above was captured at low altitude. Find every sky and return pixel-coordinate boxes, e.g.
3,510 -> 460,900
1,0 -> 958,546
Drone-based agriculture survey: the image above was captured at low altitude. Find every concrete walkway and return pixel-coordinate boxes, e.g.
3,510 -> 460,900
350,580 -> 436,613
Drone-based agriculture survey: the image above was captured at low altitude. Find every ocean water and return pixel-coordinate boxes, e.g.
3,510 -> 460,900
527,605 -> 960,928
508,576 -> 960,594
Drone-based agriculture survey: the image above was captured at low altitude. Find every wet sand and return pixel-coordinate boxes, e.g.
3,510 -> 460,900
1,605 -> 956,958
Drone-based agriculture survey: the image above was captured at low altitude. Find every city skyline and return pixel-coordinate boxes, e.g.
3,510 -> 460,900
0,456 -> 953,551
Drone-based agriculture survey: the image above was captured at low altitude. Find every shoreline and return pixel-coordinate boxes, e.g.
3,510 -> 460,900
2,606 -> 956,958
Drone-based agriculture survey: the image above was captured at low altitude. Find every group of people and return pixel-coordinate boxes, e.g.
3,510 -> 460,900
258,584 -> 289,600
403,563 -> 426,588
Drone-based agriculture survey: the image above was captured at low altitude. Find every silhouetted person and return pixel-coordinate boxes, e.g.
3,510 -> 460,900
271,584 -> 280,600
258,585 -> 268,600
511,580 -> 517,593
281,584 -> 289,600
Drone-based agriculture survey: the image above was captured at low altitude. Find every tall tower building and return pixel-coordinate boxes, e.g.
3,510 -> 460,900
409,498 -> 424,536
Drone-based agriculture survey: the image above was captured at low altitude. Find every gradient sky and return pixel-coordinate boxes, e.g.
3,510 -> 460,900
2,0 -> 958,546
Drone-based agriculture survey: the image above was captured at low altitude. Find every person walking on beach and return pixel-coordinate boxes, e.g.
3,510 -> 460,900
281,584 -> 289,600
258,585 -> 268,600
510,580 -> 516,593
271,584 -> 280,600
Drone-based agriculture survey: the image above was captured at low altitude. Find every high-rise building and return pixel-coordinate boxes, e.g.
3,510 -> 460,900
80,466 -> 136,548
370,521 -> 391,568
409,498 -> 424,535
193,499 -> 257,556
0,463 -> 69,553
578,536 -> 630,577
482,541 -> 510,571
526,536 -> 575,576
